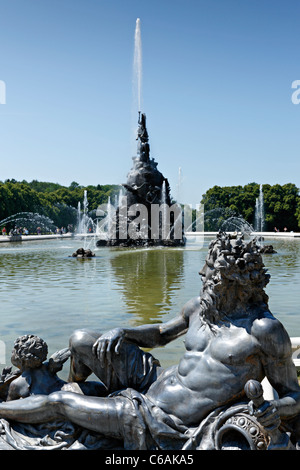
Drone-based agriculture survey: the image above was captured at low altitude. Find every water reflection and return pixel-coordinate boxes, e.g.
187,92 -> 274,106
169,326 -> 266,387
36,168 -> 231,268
262,238 -> 300,335
0,236 -> 299,374
0,240 -> 120,358
110,248 -> 185,325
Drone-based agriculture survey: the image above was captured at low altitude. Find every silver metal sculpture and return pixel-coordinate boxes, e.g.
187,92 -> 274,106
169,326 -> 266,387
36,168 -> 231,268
0,233 -> 299,450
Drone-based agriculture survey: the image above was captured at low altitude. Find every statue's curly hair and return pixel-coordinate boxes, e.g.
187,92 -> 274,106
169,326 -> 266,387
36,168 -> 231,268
11,334 -> 48,369
199,232 -> 270,328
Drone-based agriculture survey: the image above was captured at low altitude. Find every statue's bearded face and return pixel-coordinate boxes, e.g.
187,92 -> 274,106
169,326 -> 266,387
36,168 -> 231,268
198,234 -> 270,325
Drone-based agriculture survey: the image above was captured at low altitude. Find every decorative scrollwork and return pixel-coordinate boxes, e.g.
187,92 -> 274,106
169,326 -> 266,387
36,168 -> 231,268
215,412 -> 270,450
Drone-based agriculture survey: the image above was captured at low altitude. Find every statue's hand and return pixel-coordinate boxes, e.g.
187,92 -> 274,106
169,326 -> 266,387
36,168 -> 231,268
92,328 -> 125,367
249,400 -> 281,432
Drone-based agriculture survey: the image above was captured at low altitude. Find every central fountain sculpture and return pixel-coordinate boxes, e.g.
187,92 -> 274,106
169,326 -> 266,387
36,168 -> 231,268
94,18 -> 185,248
96,112 -> 186,247
0,232 -> 299,450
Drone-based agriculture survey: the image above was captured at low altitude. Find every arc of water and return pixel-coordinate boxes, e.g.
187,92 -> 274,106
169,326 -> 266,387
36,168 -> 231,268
0,212 -> 56,232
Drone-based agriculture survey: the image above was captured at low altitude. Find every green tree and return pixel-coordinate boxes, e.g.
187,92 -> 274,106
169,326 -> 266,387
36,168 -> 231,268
0,180 -> 121,230
69,181 -> 81,190
263,183 -> 299,231
201,183 -> 300,232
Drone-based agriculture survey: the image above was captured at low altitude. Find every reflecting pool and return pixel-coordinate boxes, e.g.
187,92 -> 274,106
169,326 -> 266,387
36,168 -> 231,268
0,235 -> 299,378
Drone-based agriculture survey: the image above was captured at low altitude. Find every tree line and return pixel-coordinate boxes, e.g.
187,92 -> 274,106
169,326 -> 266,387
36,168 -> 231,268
0,179 -> 299,233
0,179 -> 120,232
200,182 -> 300,232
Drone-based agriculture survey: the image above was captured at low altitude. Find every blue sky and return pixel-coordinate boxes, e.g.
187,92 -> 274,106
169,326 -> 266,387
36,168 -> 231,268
0,0 -> 300,206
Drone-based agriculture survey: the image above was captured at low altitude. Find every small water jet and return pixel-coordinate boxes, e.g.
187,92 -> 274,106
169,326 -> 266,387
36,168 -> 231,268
76,191 -> 93,235
255,184 -> 265,232
75,190 -> 97,250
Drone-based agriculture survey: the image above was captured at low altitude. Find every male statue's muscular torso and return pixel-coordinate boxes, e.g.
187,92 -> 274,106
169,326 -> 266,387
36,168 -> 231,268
146,299 -> 286,427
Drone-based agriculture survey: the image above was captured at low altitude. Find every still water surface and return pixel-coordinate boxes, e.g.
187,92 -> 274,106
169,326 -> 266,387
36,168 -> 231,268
0,236 -> 299,377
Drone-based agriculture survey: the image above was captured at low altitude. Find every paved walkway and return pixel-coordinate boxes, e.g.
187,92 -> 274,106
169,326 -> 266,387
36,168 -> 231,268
0,233 -> 73,243
0,231 -> 300,243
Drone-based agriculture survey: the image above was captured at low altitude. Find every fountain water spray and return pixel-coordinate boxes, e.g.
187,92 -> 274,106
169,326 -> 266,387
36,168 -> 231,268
0,212 -> 56,234
76,190 -> 90,235
255,184 -> 265,232
75,191 -> 97,250
161,180 -> 169,239
133,18 -> 143,114
176,167 -> 182,204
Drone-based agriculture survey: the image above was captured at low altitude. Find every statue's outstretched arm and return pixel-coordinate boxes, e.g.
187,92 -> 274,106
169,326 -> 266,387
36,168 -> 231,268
92,296 -> 200,366
92,298 -> 197,366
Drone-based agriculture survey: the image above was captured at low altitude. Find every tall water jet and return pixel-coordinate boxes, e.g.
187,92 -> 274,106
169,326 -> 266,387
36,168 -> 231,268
77,190 -> 89,235
176,167 -> 183,204
107,196 -> 113,238
255,184 -> 265,232
133,18 -> 142,113
77,202 -> 81,232
83,190 -> 88,224
75,191 -> 97,250
161,180 -> 169,240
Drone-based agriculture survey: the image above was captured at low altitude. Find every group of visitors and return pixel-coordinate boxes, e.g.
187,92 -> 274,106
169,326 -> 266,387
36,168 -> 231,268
1,227 -> 29,236
274,226 -> 290,232
1,225 -> 75,237
1,226 -> 66,236
55,227 -> 67,235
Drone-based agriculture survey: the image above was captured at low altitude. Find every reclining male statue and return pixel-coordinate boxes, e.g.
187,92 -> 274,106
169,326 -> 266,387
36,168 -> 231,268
0,233 -> 299,450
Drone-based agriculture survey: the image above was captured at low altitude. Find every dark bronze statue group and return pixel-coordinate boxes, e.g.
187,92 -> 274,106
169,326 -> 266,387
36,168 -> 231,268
97,113 -> 185,248
0,232 -> 299,450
